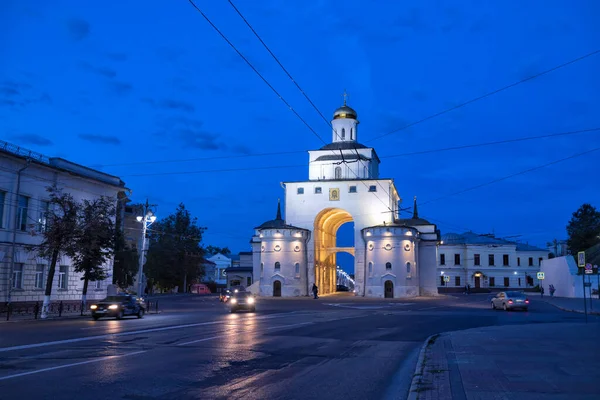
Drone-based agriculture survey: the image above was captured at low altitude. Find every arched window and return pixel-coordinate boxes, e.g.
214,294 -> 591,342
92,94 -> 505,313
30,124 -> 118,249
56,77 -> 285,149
368,262 -> 373,276
295,263 -> 300,274
386,262 -> 392,270
341,128 -> 345,139
335,166 -> 342,179
406,262 -> 411,273
260,262 -> 264,274
274,262 -> 280,271
350,128 -> 353,140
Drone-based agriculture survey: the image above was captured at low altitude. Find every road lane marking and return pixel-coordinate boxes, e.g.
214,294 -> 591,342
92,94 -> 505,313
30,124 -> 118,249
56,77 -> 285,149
0,350 -> 147,381
0,313 -> 299,353
176,322 -> 314,346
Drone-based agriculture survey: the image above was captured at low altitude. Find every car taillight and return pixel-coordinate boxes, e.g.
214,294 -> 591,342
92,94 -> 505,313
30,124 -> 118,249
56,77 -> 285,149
525,299 -> 529,304
508,300 -> 513,304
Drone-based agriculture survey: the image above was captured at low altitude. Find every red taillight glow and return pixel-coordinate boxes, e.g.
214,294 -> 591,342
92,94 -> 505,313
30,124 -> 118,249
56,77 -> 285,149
525,300 -> 530,304
508,300 -> 513,304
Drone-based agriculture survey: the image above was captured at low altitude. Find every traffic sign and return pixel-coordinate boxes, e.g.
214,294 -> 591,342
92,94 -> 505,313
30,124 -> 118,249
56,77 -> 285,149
585,264 -> 593,274
444,275 -> 450,282
578,251 -> 586,267
537,272 -> 545,280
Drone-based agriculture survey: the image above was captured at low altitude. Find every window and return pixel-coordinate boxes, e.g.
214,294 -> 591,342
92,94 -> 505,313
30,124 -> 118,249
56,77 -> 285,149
517,257 -> 521,266
504,277 -> 510,287
528,257 -> 533,266
349,186 -> 357,193
538,257 -> 543,266
518,278 -> 521,287
385,262 -> 392,270
37,200 -> 50,232
315,187 -> 322,194
503,254 -> 509,266
12,263 -> 24,289
274,262 -> 281,271
341,128 -> 345,139
335,166 -> 342,179
368,185 -> 377,192
440,254 -> 446,265
368,262 -> 373,276
260,262 -> 264,273
295,263 -> 300,275
297,187 -> 304,195
489,277 -> 495,287
247,277 -> 252,286
474,254 -> 480,266
58,265 -> 68,290
95,280 -> 102,289
440,276 -> 445,286
489,254 -> 495,266
454,254 -> 460,265
0,190 -> 5,228
17,195 -> 29,231
350,128 -> 353,140
455,276 -> 461,286
35,264 -> 45,289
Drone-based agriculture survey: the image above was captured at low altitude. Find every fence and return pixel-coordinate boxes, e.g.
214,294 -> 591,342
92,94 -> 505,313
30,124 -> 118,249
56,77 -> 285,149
1,299 -> 160,321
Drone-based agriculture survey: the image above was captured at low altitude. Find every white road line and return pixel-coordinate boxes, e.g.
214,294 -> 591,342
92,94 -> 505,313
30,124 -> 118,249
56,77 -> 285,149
0,313 -> 296,353
177,335 -> 222,346
0,350 -> 147,381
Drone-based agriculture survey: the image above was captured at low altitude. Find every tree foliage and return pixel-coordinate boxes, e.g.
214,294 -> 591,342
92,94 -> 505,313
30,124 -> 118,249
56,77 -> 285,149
566,203 -> 600,255
145,203 -> 206,292
72,196 -> 116,301
204,245 -> 231,256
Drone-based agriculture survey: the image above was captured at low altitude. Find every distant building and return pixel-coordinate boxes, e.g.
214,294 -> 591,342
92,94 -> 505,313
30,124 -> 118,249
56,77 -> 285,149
437,232 -> 549,291
201,259 -> 217,283
0,139 -> 127,304
547,239 -> 568,257
206,253 -> 231,287
225,251 -> 253,289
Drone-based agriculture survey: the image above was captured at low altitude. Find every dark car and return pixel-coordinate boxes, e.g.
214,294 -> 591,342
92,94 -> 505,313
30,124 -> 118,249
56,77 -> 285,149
228,292 -> 256,313
90,295 -> 146,320
219,289 -> 233,302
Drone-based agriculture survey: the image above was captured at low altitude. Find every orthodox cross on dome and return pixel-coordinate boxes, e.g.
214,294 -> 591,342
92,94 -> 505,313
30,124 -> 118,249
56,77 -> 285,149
342,89 -> 349,106
413,196 -> 419,219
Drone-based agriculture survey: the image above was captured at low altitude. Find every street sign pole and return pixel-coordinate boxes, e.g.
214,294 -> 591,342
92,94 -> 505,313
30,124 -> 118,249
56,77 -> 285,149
578,252 -> 587,323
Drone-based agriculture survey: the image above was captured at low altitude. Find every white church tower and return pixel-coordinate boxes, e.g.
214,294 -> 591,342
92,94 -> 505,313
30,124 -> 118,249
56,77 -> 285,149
251,94 -> 440,298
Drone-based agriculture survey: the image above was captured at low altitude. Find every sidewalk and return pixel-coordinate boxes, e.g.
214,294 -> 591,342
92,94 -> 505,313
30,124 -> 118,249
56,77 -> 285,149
531,293 -> 600,316
409,322 -> 600,399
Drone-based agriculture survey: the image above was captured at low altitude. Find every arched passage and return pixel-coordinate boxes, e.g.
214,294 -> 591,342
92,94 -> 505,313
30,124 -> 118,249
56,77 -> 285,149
314,208 -> 354,296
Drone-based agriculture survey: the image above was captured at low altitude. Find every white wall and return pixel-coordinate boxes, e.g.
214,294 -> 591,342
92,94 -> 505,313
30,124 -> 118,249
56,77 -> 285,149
541,256 -> 600,298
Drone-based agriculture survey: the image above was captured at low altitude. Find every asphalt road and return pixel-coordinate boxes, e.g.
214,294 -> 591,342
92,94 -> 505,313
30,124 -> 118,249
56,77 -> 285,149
0,293 -> 590,400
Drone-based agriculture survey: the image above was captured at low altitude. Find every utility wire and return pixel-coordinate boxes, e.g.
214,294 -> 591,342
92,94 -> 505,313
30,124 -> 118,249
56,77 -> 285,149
366,49 -> 600,143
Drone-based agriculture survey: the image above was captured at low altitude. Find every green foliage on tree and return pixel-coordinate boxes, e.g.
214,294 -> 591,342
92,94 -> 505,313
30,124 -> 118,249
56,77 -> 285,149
28,185 -> 79,318
145,203 -> 206,292
204,245 -> 231,256
566,203 -> 600,255
72,196 -> 116,305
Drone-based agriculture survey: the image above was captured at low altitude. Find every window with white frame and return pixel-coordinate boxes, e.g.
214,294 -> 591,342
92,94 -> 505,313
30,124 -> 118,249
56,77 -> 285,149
17,195 -> 29,231
95,280 -> 102,289
58,265 -> 68,289
368,261 -> 373,276
274,261 -> 281,271
12,263 -> 24,289
0,190 -> 6,228
35,264 -> 45,289
294,263 -> 300,276
37,200 -> 50,232
334,166 -> 342,179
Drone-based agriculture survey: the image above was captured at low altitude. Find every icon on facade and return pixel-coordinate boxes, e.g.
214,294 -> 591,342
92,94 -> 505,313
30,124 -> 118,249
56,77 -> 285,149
329,188 -> 340,201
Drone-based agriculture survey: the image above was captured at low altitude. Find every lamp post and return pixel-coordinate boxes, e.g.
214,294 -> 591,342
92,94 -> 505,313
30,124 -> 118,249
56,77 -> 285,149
136,200 -> 156,297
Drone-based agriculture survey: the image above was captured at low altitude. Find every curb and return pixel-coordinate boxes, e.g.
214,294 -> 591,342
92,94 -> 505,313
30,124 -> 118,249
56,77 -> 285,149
540,299 -> 600,316
407,333 -> 438,400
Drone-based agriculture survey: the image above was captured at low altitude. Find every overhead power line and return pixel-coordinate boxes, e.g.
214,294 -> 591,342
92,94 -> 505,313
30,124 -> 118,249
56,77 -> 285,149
366,49 -> 600,143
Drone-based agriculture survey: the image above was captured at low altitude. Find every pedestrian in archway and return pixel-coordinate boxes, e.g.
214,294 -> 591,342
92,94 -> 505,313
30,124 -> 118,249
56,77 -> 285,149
312,283 -> 319,299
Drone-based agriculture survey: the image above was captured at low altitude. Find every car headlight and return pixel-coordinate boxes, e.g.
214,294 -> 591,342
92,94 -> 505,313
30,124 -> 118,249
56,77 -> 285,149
108,304 -> 119,310
230,298 -> 237,304
90,305 -> 97,310
247,297 -> 255,304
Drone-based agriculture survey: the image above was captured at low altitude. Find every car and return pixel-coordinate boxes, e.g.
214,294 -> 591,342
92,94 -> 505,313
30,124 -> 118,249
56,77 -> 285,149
228,292 -> 256,313
90,295 -> 146,320
491,291 -> 530,311
220,289 -> 233,302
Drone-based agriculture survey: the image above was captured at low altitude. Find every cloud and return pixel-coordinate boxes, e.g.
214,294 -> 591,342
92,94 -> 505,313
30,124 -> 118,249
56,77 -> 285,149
230,144 -> 253,155
79,62 -> 117,78
11,133 -> 53,146
66,18 -> 90,40
106,52 -> 128,62
141,98 -> 195,112
177,129 -> 223,150
0,80 -> 32,97
0,80 -> 52,108
78,134 -> 121,145
108,81 -> 133,95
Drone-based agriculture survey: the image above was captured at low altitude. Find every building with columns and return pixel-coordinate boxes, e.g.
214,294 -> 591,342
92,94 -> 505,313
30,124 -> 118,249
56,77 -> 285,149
250,100 -> 440,298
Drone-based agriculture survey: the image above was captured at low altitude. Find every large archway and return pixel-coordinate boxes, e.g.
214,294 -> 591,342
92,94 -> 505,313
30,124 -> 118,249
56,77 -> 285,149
314,208 -> 354,296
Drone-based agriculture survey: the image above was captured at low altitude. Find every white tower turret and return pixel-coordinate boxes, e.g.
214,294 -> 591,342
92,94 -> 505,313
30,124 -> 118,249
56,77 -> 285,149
331,91 -> 359,143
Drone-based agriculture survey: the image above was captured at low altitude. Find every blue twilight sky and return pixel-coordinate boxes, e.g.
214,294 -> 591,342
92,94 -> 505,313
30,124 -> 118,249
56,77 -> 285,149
1,1 -> 599,267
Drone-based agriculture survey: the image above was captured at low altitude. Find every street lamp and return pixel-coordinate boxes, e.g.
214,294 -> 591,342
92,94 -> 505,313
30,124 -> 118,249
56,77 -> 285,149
136,210 -> 156,297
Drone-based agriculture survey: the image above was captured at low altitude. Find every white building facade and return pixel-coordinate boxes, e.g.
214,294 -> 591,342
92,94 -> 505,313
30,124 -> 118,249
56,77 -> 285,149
251,102 -> 440,298
436,232 -> 549,291
0,140 -> 126,305
206,253 -> 231,287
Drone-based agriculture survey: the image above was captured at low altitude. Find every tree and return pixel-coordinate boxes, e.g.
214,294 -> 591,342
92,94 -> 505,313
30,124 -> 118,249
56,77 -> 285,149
205,245 -> 231,256
566,203 -> 600,255
29,186 -> 79,319
145,203 -> 206,292
72,196 -> 116,308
